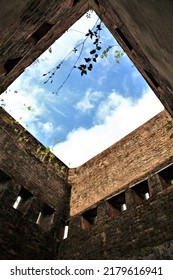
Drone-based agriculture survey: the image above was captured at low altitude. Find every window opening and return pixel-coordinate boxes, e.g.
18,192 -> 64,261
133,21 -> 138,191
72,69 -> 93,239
36,203 -> 55,231
144,70 -> 159,88
4,57 -> 22,74
63,225 -> 69,239
13,187 -> 33,213
0,170 -> 11,197
106,191 -> 127,217
81,207 -> 97,230
31,22 -> 54,43
131,180 -> 150,205
0,170 -> 11,183
158,164 -> 173,189
58,220 -> 69,240
57,219 -> 69,240
115,28 -> 133,51
73,0 -> 79,6
13,196 -> 22,209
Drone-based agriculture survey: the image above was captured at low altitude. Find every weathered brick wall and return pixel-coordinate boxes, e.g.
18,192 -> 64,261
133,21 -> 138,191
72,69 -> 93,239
0,178 -> 60,259
69,110 -> 173,216
0,108 -> 71,259
1,0 -> 173,116
59,171 -> 173,259
0,0 -> 88,91
93,0 -> 173,115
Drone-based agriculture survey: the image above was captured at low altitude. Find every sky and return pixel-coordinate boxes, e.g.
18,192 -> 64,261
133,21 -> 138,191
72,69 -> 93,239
1,12 -> 164,167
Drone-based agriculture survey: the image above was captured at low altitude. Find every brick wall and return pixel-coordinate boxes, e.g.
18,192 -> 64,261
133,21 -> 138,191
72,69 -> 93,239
59,169 -> 173,259
69,110 -> 173,216
0,108 -> 71,259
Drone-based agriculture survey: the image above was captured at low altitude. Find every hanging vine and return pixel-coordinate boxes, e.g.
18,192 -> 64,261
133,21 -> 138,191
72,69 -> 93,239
42,17 -> 124,94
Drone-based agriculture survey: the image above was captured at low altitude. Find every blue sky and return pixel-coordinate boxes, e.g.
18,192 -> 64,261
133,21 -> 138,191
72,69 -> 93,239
1,12 -> 163,167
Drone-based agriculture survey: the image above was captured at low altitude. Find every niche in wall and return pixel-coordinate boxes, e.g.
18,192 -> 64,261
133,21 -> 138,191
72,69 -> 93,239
13,187 -> 33,214
58,220 -> 69,240
0,169 -> 12,199
81,207 -> 97,230
131,179 -> 150,205
4,57 -> 22,74
158,164 -> 173,189
31,22 -> 54,43
106,191 -> 127,217
36,203 -> 55,231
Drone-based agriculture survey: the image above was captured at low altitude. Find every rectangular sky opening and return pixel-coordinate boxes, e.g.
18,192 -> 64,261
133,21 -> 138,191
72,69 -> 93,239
0,11 -> 163,167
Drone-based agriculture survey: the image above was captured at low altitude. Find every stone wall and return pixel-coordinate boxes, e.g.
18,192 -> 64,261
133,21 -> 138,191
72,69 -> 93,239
0,108 -> 71,259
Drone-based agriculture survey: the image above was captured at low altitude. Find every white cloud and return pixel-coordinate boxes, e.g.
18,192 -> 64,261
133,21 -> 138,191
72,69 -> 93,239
96,91 -> 131,122
75,89 -> 102,113
38,121 -> 54,134
1,73 -> 49,139
53,87 -> 164,167
1,12 -> 100,140
98,74 -> 106,86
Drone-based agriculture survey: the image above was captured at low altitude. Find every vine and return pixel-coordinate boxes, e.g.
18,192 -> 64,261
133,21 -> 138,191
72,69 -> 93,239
43,17 -> 124,94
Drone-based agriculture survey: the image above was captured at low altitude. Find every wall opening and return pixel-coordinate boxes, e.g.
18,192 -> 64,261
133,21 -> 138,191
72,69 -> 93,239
73,0 -> 79,6
159,164 -> 173,189
4,57 -> 22,74
63,225 -> 69,239
81,207 -> 97,230
0,170 -> 11,183
0,170 -> 11,197
144,70 -> 159,89
57,220 -> 69,240
13,187 -> 33,213
1,11 -> 163,168
36,203 -> 55,231
106,191 -> 127,217
115,28 -> 133,51
131,180 -> 150,205
31,22 -> 54,43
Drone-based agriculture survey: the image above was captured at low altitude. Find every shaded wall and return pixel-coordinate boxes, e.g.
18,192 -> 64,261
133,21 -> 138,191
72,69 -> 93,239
0,0 -> 173,116
93,0 -> 173,115
0,108 -> 71,259
59,170 -> 173,259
